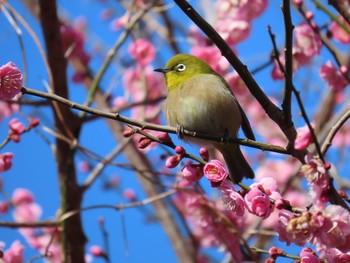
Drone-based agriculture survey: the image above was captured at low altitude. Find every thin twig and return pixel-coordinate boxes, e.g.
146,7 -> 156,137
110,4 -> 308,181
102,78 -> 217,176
281,0 -> 294,125
312,0 -> 350,35
250,246 -> 300,260
0,220 -> 59,228
21,87 -> 289,154
1,4 -> 28,85
296,4 -> 349,80
291,84 -> 325,162
4,1 -> 53,88
82,139 -> 132,190
321,108 -> 350,155
59,189 -> 178,222
328,0 -> 350,25
83,2 -> 156,109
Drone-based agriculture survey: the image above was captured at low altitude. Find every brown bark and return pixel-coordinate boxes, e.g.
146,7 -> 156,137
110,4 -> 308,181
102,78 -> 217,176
38,1 -> 86,262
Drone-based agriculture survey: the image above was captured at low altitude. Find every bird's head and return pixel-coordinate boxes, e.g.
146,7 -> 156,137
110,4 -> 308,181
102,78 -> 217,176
154,54 -> 216,91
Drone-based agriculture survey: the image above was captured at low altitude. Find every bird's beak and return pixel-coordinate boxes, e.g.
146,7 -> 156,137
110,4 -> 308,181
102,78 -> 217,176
154,68 -> 174,73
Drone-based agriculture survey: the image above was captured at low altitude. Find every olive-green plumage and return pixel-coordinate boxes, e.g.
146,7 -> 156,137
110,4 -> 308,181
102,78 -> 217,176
155,54 -> 255,183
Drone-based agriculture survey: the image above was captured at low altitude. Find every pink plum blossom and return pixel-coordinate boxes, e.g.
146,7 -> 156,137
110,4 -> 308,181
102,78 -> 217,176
294,23 -> 322,57
333,123 -> 350,148
13,202 -> 42,222
90,245 -> 105,257
78,161 -> 91,173
271,21 -> 323,81
330,16 -> 350,43
250,177 -> 282,201
3,240 -> 24,263
172,183 -> 244,262
191,45 -> 230,75
275,210 -> 295,245
9,118 -> 25,135
188,27 -> 208,46
123,66 -> 165,152
203,160 -> 229,186
0,100 -> 20,120
181,162 -> 204,182
216,0 -> 268,21
255,159 -> 295,187
112,96 -> 127,109
100,8 -> 114,21
320,61 -> 348,92
0,201 -> 9,214
244,186 -> 274,218
225,71 -> 249,96
0,152 -> 14,172
301,154 -> 330,209
123,65 -> 165,116
285,211 -> 318,246
278,205 -> 350,252
319,205 -> 350,251
218,181 -> 245,216
12,188 -> 34,205
216,19 -> 251,46
60,24 -> 90,65
123,189 -> 136,201
0,62 -> 22,101
294,123 -> 314,150
293,0 -> 303,6
128,39 -> 156,66
300,247 -> 320,263
110,15 -> 129,31
271,47 -> 312,80
19,227 -> 62,262
320,249 -> 350,263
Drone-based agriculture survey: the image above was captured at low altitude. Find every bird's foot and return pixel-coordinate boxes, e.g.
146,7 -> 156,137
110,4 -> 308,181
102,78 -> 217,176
176,125 -> 185,139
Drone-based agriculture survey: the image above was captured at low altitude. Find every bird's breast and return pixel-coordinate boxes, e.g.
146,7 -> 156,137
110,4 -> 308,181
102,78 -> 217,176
163,74 -> 242,138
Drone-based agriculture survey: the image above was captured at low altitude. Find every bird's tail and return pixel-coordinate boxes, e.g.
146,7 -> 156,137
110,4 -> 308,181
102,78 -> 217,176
218,144 -> 254,183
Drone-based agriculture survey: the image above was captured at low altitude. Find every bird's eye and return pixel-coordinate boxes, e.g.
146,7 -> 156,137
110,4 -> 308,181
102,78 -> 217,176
176,64 -> 186,72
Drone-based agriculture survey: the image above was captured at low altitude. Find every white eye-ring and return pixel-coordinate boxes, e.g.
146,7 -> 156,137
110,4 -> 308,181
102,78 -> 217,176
176,64 -> 186,72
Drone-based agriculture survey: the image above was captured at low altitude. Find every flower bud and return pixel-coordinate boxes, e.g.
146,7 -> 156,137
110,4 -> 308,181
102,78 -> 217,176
138,137 -> 153,149
123,128 -> 135,138
199,147 -> 209,161
29,118 -> 40,128
156,132 -> 172,143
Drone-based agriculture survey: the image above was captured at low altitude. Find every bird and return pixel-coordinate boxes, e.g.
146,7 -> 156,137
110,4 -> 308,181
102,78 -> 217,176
154,54 -> 255,183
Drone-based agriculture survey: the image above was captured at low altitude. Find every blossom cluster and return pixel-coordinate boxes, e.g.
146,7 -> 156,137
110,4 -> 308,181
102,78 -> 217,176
272,22 -> 322,80
276,205 -> 350,261
173,179 -> 245,262
0,189 -> 62,262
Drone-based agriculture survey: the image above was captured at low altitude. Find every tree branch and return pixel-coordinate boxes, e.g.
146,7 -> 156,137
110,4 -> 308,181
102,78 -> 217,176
281,0 -> 294,127
38,1 -> 85,262
21,87 -> 289,155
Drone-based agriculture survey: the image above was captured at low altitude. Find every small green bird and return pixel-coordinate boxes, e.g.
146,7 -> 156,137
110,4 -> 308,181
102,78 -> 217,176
154,54 -> 255,183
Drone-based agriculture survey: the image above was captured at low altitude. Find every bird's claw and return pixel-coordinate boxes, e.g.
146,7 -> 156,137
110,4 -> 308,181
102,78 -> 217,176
176,126 -> 185,139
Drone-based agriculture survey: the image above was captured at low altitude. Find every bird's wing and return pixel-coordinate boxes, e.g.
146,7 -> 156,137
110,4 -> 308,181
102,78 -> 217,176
238,103 -> 255,141
218,75 -> 256,141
